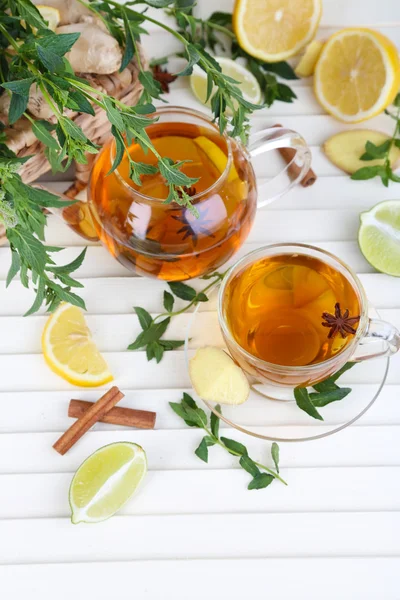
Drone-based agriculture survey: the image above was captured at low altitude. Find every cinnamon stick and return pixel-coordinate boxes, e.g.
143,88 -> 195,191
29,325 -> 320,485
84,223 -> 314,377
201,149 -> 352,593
53,386 -> 124,455
68,400 -> 156,430
272,124 -> 317,187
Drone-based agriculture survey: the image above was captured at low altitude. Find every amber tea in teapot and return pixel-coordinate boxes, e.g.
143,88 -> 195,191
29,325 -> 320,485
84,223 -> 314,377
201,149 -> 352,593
64,107 -> 311,281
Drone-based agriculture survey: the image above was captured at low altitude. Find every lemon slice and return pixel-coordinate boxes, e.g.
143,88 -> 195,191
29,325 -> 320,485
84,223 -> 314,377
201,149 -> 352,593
70,442 -> 147,524
190,57 -> 261,107
233,0 -> 322,62
36,5 -> 60,31
193,135 -> 238,182
314,28 -> 400,123
295,40 -> 324,77
358,200 -> 400,276
42,302 -> 113,387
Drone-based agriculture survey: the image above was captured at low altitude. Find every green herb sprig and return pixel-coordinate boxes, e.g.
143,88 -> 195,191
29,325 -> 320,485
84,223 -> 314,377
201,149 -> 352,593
170,9 -> 298,107
351,93 -> 400,186
170,392 -> 287,489
0,0 -> 261,314
127,270 -> 226,362
294,362 -> 356,420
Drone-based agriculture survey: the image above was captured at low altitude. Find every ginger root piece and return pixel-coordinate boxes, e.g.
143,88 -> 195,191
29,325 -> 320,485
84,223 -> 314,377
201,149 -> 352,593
295,40 -> 324,77
33,0 -> 92,25
56,22 -> 122,74
189,347 -> 250,405
323,130 -> 400,174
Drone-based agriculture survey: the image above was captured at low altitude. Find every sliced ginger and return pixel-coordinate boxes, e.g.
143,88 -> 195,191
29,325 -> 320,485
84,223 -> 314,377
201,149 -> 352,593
189,347 -> 250,405
323,130 -> 400,174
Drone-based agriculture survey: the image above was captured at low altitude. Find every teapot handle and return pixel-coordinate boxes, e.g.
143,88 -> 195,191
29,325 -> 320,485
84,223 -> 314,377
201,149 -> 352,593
248,126 -> 312,208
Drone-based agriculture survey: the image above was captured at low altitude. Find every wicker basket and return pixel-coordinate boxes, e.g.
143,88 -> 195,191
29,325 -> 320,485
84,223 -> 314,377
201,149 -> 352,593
0,47 -> 146,245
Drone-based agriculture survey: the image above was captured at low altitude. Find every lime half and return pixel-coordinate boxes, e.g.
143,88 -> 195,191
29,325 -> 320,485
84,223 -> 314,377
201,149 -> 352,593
69,442 -> 147,524
190,57 -> 262,108
359,200 -> 400,276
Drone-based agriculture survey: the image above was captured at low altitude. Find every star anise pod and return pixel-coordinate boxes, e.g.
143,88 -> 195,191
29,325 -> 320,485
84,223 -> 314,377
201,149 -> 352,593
321,302 -> 360,339
152,64 -> 178,93
177,185 -> 197,199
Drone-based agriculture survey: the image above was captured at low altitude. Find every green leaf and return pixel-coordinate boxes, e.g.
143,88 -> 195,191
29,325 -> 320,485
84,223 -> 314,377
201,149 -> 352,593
195,292 -> 208,302
248,473 -> 274,490
393,93 -> 400,108
271,442 -> 279,473
134,306 -> 153,330
36,43 -> 65,72
159,339 -> 185,350
210,405 -> 220,438
39,32 -> 80,56
177,44 -> 201,76
15,0 -> 47,28
310,387 -> 352,407
24,277 -> 46,316
220,437 -> 247,456
351,166 -> 384,181
239,454 -> 260,477
65,91 -> 95,116
8,93 -> 29,125
147,340 -> 164,363
182,392 -> 198,409
194,437 -> 209,462
169,401 -> 201,427
108,126 -> 125,175
139,71 -> 163,99
47,281 -> 86,310
329,362 -> 356,383
32,121 -> 59,150
262,61 -> 298,80
127,317 -> 170,350
168,280 -> 197,301
163,290 -> 175,312
6,250 -> 21,287
158,157 -> 198,187
104,97 -> 124,132
47,248 -> 87,274
312,379 -> 339,393
361,140 -> 391,160
294,387 -> 323,421
2,77 -> 35,96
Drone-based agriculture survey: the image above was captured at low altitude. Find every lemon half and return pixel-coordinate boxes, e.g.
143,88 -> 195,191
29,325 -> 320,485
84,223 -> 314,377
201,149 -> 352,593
314,28 -> 400,123
233,0 -> 322,62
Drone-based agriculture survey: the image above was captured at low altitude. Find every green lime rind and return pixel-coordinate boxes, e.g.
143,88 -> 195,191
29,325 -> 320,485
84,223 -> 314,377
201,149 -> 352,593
69,442 -> 147,525
358,200 -> 400,277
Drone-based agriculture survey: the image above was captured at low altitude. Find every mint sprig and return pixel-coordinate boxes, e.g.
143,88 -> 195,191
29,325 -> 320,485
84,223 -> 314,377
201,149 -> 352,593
127,270 -> 226,362
170,393 -> 287,489
294,362 -> 356,420
351,93 -> 400,186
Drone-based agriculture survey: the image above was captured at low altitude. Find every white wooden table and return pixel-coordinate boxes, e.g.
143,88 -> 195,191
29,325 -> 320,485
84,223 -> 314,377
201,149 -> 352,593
1,1 -> 400,597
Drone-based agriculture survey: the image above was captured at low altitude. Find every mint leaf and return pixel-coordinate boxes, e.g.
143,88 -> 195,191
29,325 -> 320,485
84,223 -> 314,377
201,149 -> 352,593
310,387 -> 352,407
239,454 -> 260,477
294,387 -> 323,421
168,280 -> 197,301
271,442 -> 279,473
248,473 -> 274,490
163,290 -> 175,312
210,406 -> 220,438
351,166 -> 384,181
169,401 -> 201,428
220,437 -> 247,456
134,306 -> 153,330
194,437 -> 209,462
8,93 -> 28,125
32,121 -> 59,150
158,339 -> 185,350
127,317 -> 170,350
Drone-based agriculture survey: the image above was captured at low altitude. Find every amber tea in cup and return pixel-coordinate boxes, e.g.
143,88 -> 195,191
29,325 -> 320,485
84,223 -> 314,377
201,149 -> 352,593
219,244 -> 400,391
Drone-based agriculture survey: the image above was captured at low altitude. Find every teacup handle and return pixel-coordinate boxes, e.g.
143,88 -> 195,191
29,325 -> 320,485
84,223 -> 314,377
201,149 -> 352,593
352,318 -> 400,361
248,127 -> 312,208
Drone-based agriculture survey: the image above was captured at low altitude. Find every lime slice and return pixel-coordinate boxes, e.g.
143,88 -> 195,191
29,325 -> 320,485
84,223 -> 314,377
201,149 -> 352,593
190,57 -> 262,108
69,442 -> 147,524
358,200 -> 400,276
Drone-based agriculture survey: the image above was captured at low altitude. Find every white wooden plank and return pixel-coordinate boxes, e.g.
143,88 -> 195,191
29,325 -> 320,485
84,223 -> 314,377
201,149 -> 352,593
0,425 -> 398,474
1,512 -> 399,564
1,272 -> 399,317
1,383 -> 399,433
0,240 -> 376,286
0,467 -> 399,519
1,306 -> 397,355
0,348 -> 396,392
0,558 -> 398,600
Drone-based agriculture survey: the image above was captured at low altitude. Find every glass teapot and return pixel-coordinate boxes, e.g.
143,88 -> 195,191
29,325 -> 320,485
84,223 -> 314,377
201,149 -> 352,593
61,106 -> 311,281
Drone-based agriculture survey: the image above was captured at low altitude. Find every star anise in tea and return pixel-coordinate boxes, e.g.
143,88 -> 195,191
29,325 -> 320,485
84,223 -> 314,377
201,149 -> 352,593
172,204 -> 215,246
152,65 -> 178,93
321,302 -> 361,339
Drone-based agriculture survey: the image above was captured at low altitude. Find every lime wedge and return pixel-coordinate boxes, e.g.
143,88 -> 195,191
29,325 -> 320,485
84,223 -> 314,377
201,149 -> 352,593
69,442 -> 147,524
190,57 -> 262,108
358,200 -> 400,276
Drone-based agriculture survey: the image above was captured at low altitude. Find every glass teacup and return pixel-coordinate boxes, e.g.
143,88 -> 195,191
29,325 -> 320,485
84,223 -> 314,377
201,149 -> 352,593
218,244 -> 400,394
